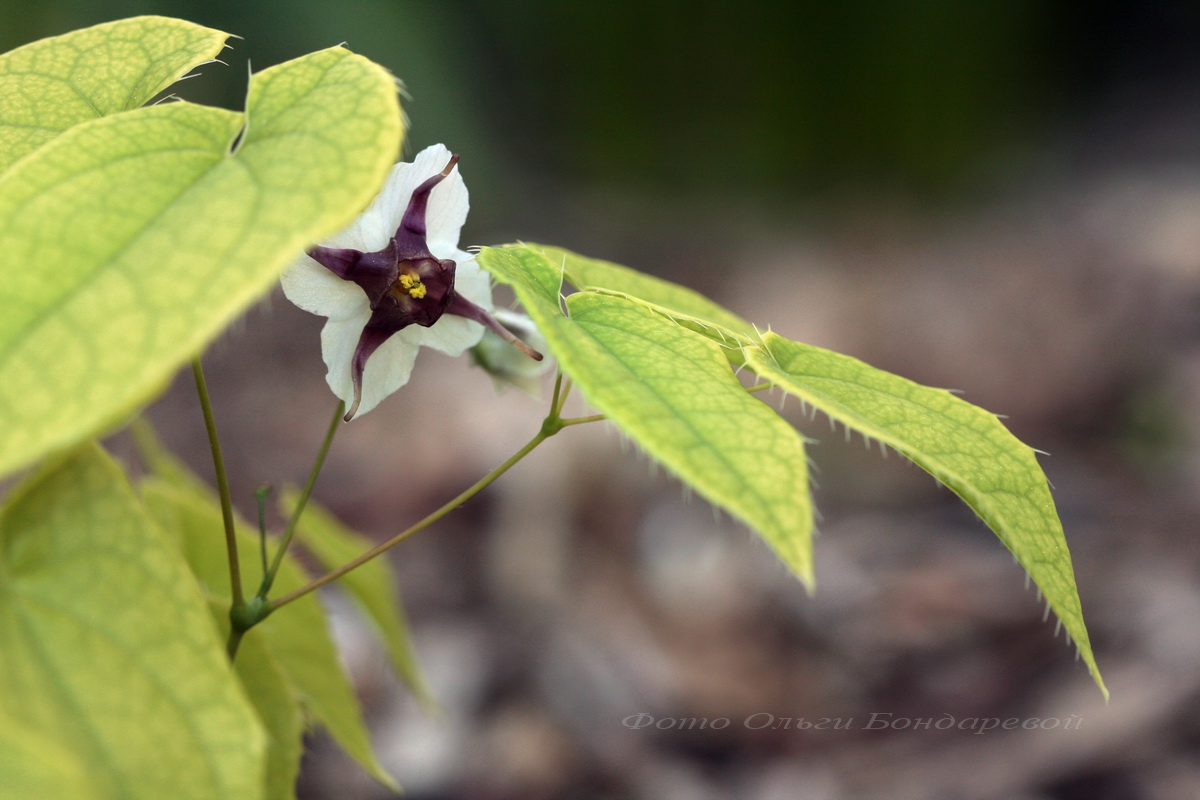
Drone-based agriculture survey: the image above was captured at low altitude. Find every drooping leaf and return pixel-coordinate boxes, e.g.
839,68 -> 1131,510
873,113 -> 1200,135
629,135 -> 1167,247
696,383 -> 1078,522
282,488 -> 434,709
0,443 -> 266,800
478,246 -> 814,585
744,331 -> 1106,698
228,621 -> 304,800
140,477 -> 398,791
0,16 -> 229,172
0,46 -> 402,479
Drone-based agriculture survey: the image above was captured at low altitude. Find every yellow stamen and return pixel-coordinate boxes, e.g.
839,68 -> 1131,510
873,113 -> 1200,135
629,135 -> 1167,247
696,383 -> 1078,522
398,273 -> 427,299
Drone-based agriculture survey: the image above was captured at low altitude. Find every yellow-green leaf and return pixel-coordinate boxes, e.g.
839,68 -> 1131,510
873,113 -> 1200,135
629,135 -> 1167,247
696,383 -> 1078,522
528,243 -> 756,335
0,16 -> 229,172
518,242 -> 759,355
0,444 -> 266,799
745,331 -> 1106,698
140,478 -> 398,792
0,46 -> 401,479
478,246 -> 814,586
283,489 -> 434,709
231,625 -> 304,800
0,711 -> 100,800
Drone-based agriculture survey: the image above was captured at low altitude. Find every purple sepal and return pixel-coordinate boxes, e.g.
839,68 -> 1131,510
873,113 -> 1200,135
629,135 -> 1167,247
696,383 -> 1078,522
307,243 -> 399,306
346,324 -> 397,421
309,154 -> 543,419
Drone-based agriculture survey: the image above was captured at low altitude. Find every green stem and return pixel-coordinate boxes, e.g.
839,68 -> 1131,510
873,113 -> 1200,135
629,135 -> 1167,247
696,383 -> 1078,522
254,485 -> 272,578
191,359 -> 244,610
226,628 -> 245,661
549,371 -> 566,416
559,413 -> 606,427
269,422 -> 551,613
555,377 -> 574,418
258,400 -> 344,598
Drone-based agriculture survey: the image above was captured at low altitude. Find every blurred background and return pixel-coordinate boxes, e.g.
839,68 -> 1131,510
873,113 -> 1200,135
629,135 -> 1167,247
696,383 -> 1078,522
6,1 -> 1200,797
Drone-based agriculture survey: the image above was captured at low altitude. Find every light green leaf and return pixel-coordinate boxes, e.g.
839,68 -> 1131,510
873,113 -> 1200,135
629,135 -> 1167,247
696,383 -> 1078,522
567,294 -> 813,584
744,331 -> 1106,697
527,243 -> 756,334
515,242 -> 759,353
0,443 -> 265,800
0,16 -> 229,173
140,478 -> 398,792
478,246 -> 814,585
0,711 -> 100,800
230,624 -> 304,800
482,243 -> 568,312
282,489 -> 434,709
0,45 -> 402,480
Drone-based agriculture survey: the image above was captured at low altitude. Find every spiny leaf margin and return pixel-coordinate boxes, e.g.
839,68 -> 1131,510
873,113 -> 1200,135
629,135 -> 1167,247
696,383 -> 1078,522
524,242 -> 759,336
0,15 -> 229,172
478,245 -> 815,586
744,331 -> 1106,698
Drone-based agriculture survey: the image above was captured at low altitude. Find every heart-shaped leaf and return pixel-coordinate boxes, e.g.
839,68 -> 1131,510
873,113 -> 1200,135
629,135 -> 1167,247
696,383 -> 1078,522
0,16 -> 229,172
0,46 -> 401,479
0,443 -> 266,799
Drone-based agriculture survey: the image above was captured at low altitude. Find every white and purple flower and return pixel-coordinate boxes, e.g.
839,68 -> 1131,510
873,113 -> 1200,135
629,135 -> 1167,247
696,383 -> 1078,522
281,144 -> 541,419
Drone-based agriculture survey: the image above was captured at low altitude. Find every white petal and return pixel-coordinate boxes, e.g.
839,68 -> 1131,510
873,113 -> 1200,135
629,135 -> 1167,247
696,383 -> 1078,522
364,144 -> 467,255
320,314 -> 421,417
319,313 -> 370,407
453,254 -> 495,311
312,144 -> 462,254
318,175 -> 403,253
355,329 -> 421,416
408,313 -> 485,357
420,156 -> 469,257
280,256 -> 368,320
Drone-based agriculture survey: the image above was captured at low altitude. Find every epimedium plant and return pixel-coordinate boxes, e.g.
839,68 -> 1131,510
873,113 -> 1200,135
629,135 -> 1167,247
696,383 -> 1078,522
0,15 -> 1106,800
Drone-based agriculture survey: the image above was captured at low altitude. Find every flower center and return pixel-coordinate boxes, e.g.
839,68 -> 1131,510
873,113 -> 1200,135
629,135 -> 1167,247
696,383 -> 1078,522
397,271 -> 426,299
380,258 -> 455,324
